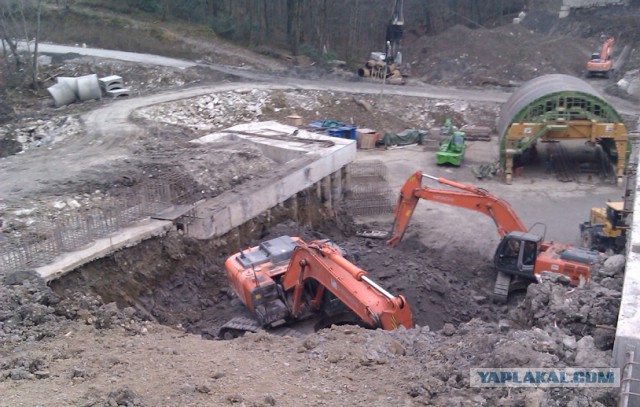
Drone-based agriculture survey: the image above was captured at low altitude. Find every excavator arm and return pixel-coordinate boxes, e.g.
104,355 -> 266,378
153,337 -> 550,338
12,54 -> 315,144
280,242 -> 412,330
600,37 -> 614,60
587,37 -> 614,76
387,170 -> 527,247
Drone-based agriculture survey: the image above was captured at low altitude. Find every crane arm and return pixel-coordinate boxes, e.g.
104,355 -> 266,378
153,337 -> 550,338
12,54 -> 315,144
387,170 -> 528,247
386,0 -> 404,65
280,242 -> 412,330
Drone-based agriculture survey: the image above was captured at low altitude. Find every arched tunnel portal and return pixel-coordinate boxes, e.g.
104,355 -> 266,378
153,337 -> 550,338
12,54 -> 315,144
497,74 -> 629,184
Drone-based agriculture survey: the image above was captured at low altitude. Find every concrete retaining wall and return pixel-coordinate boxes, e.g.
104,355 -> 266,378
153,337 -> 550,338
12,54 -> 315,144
188,122 -> 356,239
563,0 -> 626,7
614,129 -> 640,406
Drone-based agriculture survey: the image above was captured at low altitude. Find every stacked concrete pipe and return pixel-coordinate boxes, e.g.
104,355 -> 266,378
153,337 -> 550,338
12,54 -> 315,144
47,74 -> 102,107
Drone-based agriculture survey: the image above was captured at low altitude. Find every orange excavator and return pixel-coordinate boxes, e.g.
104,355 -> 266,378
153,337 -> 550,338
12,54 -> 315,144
220,236 -> 412,338
387,171 -> 600,302
586,37 -> 614,78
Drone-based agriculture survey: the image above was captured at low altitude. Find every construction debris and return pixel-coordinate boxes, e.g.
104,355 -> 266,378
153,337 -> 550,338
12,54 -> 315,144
459,125 -> 492,141
47,74 -> 102,107
99,75 -> 131,98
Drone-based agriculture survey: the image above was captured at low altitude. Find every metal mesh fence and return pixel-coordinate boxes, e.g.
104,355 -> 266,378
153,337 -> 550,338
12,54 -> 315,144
347,160 -> 395,216
0,176 -> 197,275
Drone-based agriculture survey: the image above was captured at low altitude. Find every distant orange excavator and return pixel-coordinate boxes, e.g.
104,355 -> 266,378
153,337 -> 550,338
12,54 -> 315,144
586,37 -> 614,78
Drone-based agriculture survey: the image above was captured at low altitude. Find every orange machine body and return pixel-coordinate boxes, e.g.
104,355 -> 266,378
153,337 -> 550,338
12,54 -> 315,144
586,37 -> 614,76
387,170 -> 599,288
225,236 -> 412,331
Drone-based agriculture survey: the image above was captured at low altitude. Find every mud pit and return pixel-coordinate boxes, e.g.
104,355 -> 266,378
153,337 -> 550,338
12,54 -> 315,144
49,213 -> 502,340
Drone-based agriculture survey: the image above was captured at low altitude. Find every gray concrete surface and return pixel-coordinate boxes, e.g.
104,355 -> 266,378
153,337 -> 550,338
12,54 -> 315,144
33,122 -> 356,279
189,122 -> 356,239
35,219 -> 172,281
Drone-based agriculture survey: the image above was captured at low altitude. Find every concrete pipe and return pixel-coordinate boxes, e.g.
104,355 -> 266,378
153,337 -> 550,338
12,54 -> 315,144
358,67 -> 371,77
56,77 -> 79,99
77,74 -> 102,102
47,82 -> 77,107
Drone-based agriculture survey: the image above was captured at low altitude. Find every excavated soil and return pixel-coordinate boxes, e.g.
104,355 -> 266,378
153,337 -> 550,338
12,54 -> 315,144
48,217 -> 500,339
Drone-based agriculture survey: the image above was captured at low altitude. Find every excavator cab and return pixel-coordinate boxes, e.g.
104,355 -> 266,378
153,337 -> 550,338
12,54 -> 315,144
494,231 -> 541,280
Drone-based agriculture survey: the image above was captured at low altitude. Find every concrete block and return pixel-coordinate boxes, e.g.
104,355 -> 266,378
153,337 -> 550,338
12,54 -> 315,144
106,89 -> 131,98
99,75 -> 124,91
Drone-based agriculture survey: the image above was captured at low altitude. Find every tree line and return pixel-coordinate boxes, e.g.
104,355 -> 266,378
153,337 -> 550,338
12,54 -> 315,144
0,0 -> 525,93
115,0 -> 525,62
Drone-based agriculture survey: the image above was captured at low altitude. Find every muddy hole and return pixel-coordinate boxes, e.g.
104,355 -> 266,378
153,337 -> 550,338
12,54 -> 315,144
50,217 -> 509,339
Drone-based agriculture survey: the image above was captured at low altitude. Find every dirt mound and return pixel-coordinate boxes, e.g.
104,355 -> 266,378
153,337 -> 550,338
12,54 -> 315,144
0,259 -> 620,406
406,23 -> 593,86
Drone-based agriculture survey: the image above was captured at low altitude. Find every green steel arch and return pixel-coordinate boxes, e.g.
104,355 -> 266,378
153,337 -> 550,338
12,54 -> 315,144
497,74 -> 624,165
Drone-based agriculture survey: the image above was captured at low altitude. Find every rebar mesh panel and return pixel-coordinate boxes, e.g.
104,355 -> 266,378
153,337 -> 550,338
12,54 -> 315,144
348,161 -> 394,216
350,160 -> 388,179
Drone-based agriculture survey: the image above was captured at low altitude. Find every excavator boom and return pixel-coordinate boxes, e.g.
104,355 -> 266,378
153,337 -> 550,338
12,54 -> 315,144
281,242 -> 412,330
387,170 -> 527,247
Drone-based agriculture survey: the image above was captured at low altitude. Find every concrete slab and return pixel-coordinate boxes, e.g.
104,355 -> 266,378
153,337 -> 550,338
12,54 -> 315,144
189,121 -> 356,239
106,89 -> 131,98
35,219 -> 172,282
151,205 -> 194,221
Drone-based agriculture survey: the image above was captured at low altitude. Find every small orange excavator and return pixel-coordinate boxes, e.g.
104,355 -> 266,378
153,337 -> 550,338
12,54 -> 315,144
387,171 -> 600,302
220,236 -> 412,338
586,37 -> 614,78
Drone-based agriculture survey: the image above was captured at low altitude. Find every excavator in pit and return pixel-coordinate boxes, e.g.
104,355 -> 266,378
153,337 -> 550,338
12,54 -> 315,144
387,171 -> 601,302
219,236 -> 412,339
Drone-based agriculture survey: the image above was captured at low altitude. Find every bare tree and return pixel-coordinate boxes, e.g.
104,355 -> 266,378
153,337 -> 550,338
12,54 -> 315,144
0,0 -> 43,89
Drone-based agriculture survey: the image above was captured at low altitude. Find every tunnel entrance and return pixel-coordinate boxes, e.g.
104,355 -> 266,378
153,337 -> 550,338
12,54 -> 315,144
515,139 -> 617,183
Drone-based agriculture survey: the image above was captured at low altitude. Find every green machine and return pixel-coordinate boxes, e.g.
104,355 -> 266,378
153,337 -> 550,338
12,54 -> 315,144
436,119 -> 466,166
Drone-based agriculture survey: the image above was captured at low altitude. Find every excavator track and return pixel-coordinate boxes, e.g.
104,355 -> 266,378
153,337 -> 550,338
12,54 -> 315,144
218,316 -> 308,340
218,316 -> 262,339
492,271 -> 512,304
